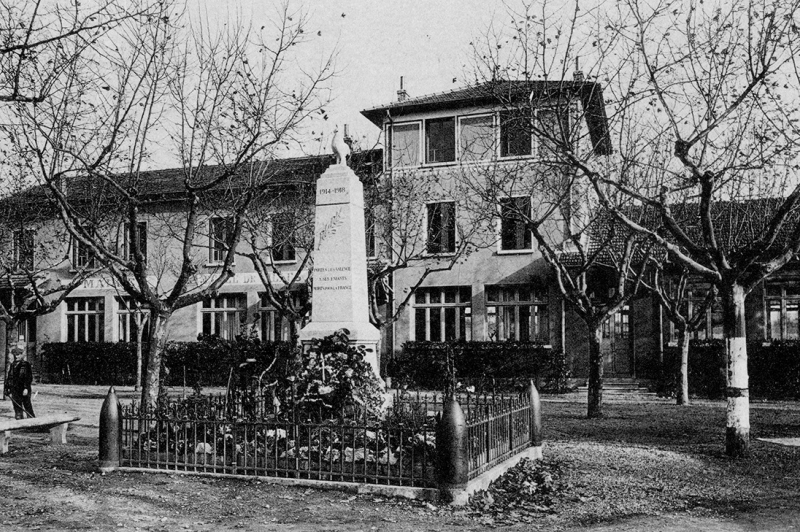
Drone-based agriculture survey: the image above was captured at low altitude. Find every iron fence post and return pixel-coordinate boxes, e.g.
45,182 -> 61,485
529,380 -> 543,459
99,386 -> 122,472
436,396 -> 468,503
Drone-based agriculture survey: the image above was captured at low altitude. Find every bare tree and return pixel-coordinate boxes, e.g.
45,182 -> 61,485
241,158 -> 319,342
473,0 -> 800,455
648,263 -> 716,405
0,0 -> 157,103
6,1 -> 335,408
459,147 -> 654,417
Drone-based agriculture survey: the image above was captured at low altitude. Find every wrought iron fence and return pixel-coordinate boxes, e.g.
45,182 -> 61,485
466,392 -> 533,479
116,385 -> 539,490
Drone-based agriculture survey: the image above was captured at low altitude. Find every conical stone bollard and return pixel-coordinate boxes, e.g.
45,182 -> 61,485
436,397 -> 468,504
529,380 -> 543,459
99,386 -> 122,473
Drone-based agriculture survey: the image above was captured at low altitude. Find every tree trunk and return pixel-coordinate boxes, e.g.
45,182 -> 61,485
140,310 -> 171,409
587,324 -> 604,418
135,315 -> 144,391
721,283 -> 749,457
676,326 -> 690,406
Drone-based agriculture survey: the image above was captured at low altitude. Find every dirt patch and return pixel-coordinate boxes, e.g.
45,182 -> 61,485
1,386 -> 800,531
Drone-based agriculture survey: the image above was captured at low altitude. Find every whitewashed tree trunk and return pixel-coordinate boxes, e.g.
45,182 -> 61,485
721,283 -> 749,457
677,327 -> 690,406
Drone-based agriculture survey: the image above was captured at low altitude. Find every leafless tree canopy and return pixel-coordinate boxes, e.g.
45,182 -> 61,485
1,0 -> 335,407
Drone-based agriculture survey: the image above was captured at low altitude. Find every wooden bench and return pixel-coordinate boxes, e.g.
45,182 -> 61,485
0,414 -> 81,454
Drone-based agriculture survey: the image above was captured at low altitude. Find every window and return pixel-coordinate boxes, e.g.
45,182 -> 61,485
537,106 -> 570,157
486,285 -> 549,343
201,294 -> 246,339
426,202 -> 456,254
500,196 -> 532,251
72,230 -> 97,269
500,111 -> 531,157
413,286 -> 472,341
459,115 -> 494,161
425,117 -> 455,163
603,305 -> 630,339
765,283 -> 800,341
391,123 -> 421,167
121,222 -> 147,261
66,297 -> 105,342
271,213 -> 296,262
259,293 -> 295,342
17,316 -> 36,344
209,217 -> 233,263
116,297 -> 150,342
667,285 -> 724,341
12,229 -> 34,270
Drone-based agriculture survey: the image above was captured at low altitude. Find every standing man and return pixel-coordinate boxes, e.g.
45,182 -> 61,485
4,343 -> 35,419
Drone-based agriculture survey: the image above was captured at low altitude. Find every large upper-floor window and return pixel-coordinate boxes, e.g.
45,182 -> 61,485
66,297 -> 104,342
499,196 -> 532,251
537,106 -> 571,157
459,115 -> 494,161
209,217 -> 233,264
486,285 -> 549,343
500,106 -> 572,158
413,286 -> 472,341
12,229 -> 34,270
391,123 -> 421,167
500,111 -> 532,157
426,201 -> 456,254
389,105 -> 574,168
425,117 -> 456,164
765,282 -> 799,341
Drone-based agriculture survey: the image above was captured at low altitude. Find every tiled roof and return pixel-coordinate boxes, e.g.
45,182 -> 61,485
560,198 -> 800,267
360,80 -> 611,155
0,150 -> 383,207
0,274 -> 33,290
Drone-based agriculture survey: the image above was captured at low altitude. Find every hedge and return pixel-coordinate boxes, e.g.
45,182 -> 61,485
41,342 -> 139,385
41,337 -> 296,388
660,339 -> 800,400
390,341 -> 570,393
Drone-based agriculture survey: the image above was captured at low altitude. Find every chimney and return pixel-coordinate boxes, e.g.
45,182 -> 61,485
573,57 -> 584,83
397,76 -> 408,102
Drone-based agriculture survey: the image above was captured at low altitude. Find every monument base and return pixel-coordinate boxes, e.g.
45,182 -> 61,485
298,321 -> 382,377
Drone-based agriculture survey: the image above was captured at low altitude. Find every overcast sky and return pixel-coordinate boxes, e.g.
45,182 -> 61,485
196,0 -> 503,157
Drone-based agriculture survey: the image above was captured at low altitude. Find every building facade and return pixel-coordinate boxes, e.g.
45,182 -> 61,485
2,79 -> 799,382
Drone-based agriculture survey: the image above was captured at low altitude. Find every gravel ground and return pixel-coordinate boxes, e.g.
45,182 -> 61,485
0,385 -> 798,531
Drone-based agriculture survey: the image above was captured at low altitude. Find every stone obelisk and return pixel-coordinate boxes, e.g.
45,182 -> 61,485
298,126 -> 381,376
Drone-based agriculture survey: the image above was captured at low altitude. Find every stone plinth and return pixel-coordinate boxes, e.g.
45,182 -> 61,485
299,163 -> 381,375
